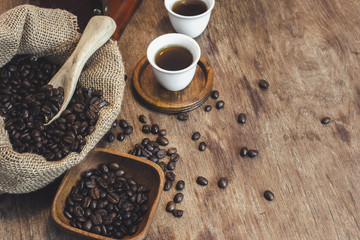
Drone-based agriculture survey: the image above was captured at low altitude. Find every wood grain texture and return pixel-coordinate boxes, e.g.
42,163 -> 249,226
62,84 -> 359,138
1,0 -> 360,239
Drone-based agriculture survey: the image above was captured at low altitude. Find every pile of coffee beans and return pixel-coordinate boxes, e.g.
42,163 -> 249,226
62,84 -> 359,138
0,55 -> 109,161
64,162 -> 150,239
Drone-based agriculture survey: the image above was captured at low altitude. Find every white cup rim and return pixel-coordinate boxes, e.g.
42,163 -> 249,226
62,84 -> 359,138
147,33 -> 201,74
164,0 -> 215,19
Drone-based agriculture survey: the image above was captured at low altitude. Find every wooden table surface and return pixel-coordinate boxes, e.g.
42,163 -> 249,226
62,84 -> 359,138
1,0 -> 360,239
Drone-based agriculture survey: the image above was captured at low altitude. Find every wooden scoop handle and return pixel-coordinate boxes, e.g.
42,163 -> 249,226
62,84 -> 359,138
46,16 -> 116,125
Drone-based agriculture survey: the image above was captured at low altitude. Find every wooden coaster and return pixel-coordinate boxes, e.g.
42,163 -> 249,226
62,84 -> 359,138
133,56 -> 213,113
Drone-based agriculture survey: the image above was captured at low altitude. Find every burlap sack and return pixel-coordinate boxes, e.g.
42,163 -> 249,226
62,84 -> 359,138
0,5 -> 125,194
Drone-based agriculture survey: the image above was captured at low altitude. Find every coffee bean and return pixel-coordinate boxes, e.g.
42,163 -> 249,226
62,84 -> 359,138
91,212 -> 103,225
167,161 -> 176,171
198,142 -> 207,151
159,129 -> 167,136
156,149 -> 167,159
170,153 -> 180,162
164,180 -> 173,191
264,190 -> 274,201
176,180 -> 185,191
172,209 -> 183,218
211,90 -> 219,99
196,176 -> 208,186
151,124 -> 159,134
218,177 -> 228,189
156,136 -> 169,146
258,79 -> 270,89
166,201 -> 176,212
173,193 -> 184,203
119,119 -> 128,129
237,113 -> 246,124
216,100 -> 225,110
165,171 -> 176,181
158,162 -> 167,172
149,155 -> 159,164
117,132 -> 125,141
321,117 -> 330,125
240,147 -> 248,157
167,148 -> 177,156
247,149 -> 258,158
123,126 -> 133,135
138,115 -> 147,123
177,112 -> 189,121
105,132 -> 115,142
204,105 -> 212,112
111,120 -> 117,128
142,125 -> 151,133
192,132 -> 200,141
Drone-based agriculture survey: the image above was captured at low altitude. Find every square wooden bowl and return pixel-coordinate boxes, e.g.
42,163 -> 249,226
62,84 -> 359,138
52,148 -> 165,240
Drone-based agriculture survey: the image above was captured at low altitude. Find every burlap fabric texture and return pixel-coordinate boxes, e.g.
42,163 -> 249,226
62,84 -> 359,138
0,5 -> 125,194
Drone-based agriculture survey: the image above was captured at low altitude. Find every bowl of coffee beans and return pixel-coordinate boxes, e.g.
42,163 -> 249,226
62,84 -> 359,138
52,148 -> 165,240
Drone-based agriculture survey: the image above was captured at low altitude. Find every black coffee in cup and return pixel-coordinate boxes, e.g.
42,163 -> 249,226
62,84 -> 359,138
155,45 -> 193,71
172,0 -> 208,16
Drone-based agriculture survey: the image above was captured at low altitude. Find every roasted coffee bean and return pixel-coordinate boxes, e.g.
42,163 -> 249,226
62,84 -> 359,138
177,112 -> 189,121
129,225 -> 138,236
159,129 -> 167,136
165,171 -> 176,181
117,132 -> 125,141
176,180 -> 185,191
204,105 -> 212,112
64,210 -> 73,220
123,126 -> 133,135
108,162 -> 120,171
218,177 -> 228,189
90,187 -> 101,199
156,149 -> 167,159
149,155 -> 159,164
170,153 -> 180,162
321,117 -> 330,125
258,79 -> 270,89
167,148 -> 177,156
151,124 -> 159,134
216,100 -> 225,109
196,176 -> 208,186
164,180 -> 173,191
211,90 -> 219,99
107,192 -> 120,204
138,115 -> 147,123
237,113 -> 246,124
156,136 -> 169,146
247,149 -> 258,158
115,169 -> 125,177
91,212 -> 103,225
74,206 -> 85,217
83,220 -> 93,231
240,147 -> 248,157
105,132 -> 115,142
172,209 -> 183,218
166,161 -> 176,171
198,142 -> 207,151
166,201 -> 176,212
119,119 -> 128,129
192,132 -> 200,141
158,162 -> 167,172
85,180 -> 96,189
111,120 -> 117,128
142,124 -> 151,133
173,193 -> 184,203
264,190 -> 274,201
141,138 -> 150,146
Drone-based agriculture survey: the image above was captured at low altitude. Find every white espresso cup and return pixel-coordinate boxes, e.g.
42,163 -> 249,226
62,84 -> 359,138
164,0 -> 215,38
147,33 -> 201,91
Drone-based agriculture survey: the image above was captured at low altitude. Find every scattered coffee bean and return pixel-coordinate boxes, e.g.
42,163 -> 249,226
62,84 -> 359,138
167,161 -> 176,171
218,177 -> 228,189
167,148 -> 177,156
166,201 -> 176,212
321,117 -> 330,125
117,132 -> 125,141
123,126 -> 133,135
106,132 -> 115,142
198,142 -> 207,151
164,180 -> 173,191
149,155 -> 159,164
112,120 -> 117,128
196,176 -> 208,186
216,100 -> 225,109
247,149 -> 258,158
157,149 -> 168,159
192,132 -> 201,141
176,180 -> 185,191
151,124 -> 159,134
158,162 -> 167,172
173,193 -> 184,203
165,171 -> 176,181
240,147 -> 248,157
177,112 -> 189,121
170,153 -> 180,162
204,105 -> 212,112
157,136 -> 169,146
211,90 -> 219,99
138,114 -> 147,123
119,119 -> 128,129
159,129 -> 167,136
258,79 -> 270,89
264,190 -> 274,201
142,124 -> 151,133
172,209 -> 183,218
237,113 -> 246,124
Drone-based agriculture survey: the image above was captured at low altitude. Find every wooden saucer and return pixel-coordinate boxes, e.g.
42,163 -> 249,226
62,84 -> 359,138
133,56 -> 213,113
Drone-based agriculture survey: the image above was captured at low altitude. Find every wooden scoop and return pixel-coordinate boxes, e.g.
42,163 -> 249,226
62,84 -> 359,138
45,16 -> 116,125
